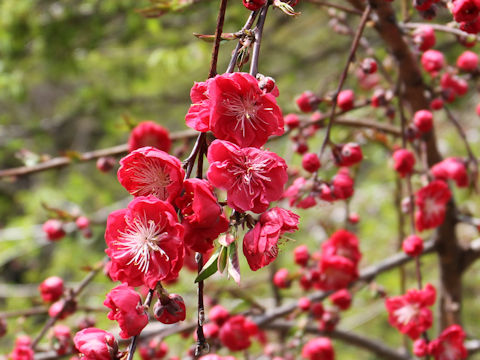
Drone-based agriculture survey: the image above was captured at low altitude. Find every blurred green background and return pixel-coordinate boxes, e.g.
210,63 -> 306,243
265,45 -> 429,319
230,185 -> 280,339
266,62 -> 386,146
1,0 -> 480,358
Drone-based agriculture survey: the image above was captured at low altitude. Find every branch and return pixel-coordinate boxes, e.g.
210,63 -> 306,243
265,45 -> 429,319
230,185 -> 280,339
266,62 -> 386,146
31,257 -> 108,350
253,240 -> 435,326
0,129 -> 197,179
319,4 -> 372,156
249,3 -> 269,77
305,0 -> 363,15
265,320 -> 412,360
401,22 -> 480,41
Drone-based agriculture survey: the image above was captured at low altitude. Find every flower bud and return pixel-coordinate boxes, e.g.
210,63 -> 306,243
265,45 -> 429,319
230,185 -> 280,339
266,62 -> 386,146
153,294 -> 186,324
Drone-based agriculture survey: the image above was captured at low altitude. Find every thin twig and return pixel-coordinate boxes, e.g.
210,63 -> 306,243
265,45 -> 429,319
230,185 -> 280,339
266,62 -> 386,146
227,12 -> 259,73
318,5 -> 372,157
306,0 -> 363,15
31,257 -> 108,349
249,4 -> 269,77
0,129 -> 197,179
208,0 -> 229,78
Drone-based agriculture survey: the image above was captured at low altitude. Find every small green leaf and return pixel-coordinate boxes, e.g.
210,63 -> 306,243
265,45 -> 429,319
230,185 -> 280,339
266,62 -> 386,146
227,242 -> 241,284
218,246 -> 228,274
194,249 -> 220,283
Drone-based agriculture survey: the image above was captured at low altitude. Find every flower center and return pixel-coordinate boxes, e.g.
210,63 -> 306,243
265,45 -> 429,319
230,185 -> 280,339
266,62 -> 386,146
229,154 -> 273,194
423,197 -> 443,219
222,91 -> 268,137
393,303 -> 419,325
116,214 -> 170,273
129,158 -> 171,199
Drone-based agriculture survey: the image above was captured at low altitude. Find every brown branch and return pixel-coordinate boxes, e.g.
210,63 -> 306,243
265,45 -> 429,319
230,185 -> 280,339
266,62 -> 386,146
208,0 -> 229,78
305,0 -> 364,15
266,320 -> 412,360
0,129 -> 197,179
253,240 -> 435,326
319,4 -> 372,157
401,22 -> 480,41
31,257 -> 108,350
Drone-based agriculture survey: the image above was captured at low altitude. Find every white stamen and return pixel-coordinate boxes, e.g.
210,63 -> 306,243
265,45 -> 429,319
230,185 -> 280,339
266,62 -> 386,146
115,213 -> 170,273
393,303 -> 419,325
222,91 -> 268,137
128,158 -> 171,199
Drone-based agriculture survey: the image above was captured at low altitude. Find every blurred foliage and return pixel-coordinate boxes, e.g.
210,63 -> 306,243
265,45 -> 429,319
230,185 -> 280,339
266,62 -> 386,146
1,0 -> 480,358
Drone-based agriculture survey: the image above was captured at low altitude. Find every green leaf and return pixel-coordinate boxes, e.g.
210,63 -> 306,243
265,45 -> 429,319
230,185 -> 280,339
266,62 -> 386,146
227,242 -> 241,284
194,248 -> 220,283
218,245 -> 228,274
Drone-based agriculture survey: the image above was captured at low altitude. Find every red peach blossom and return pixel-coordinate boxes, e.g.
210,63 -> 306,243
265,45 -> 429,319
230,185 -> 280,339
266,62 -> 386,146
118,147 -> 184,203
73,328 -> 118,360
208,72 -> 284,148
428,324 -> 467,360
301,337 -> 335,360
207,140 -> 288,213
243,207 -> 299,271
176,178 -> 229,253
385,283 -> 436,339
415,180 -> 452,232
128,121 -> 171,153
105,196 -> 184,288
104,284 -> 148,339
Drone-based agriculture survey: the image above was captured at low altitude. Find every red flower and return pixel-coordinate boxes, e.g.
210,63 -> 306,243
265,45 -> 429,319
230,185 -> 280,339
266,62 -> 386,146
209,304 -> 230,326
329,289 -> 352,310
243,207 -> 299,271
392,149 -> 416,177
208,73 -> 284,148
294,245 -> 310,267
413,339 -> 428,357
243,0 -> 266,10
9,345 -> 34,360
296,91 -> 320,113
333,143 -> 363,166
219,315 -> 253,351
457,50 -> 479,71
413,25 -> 436,51
176,179 -> 229,253
43,219 -> 65,241
284,113 -> 300,129
337,89 -> 355,111
322,229 -> 361,266
104,284 -> 148,339
431,157 -> 468,188
118,147 -> 184,203
302,153 -> 321,173
301,337 -> 335,360
139,338 -> 169,360
317,255 -> 358,291
452,0 -> 480,22
385,283 -> 436,339
153,293 -> 186,324
273,268 -> 291,288
73,328 -> 118,360
185,79 -> 213,132
413,110 -> 434,133
415,180 -> 452,231
428,324 -> 467,360
105,196 -> 184,288
52,325 -> 72,356
402,235 -> 424,257
284,177 -> 317,209
128,121 -> 171,153
39,276 -> 64,303
421,50 -> 445,76
331,168 -> 355,200
207,140 -> 288,213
